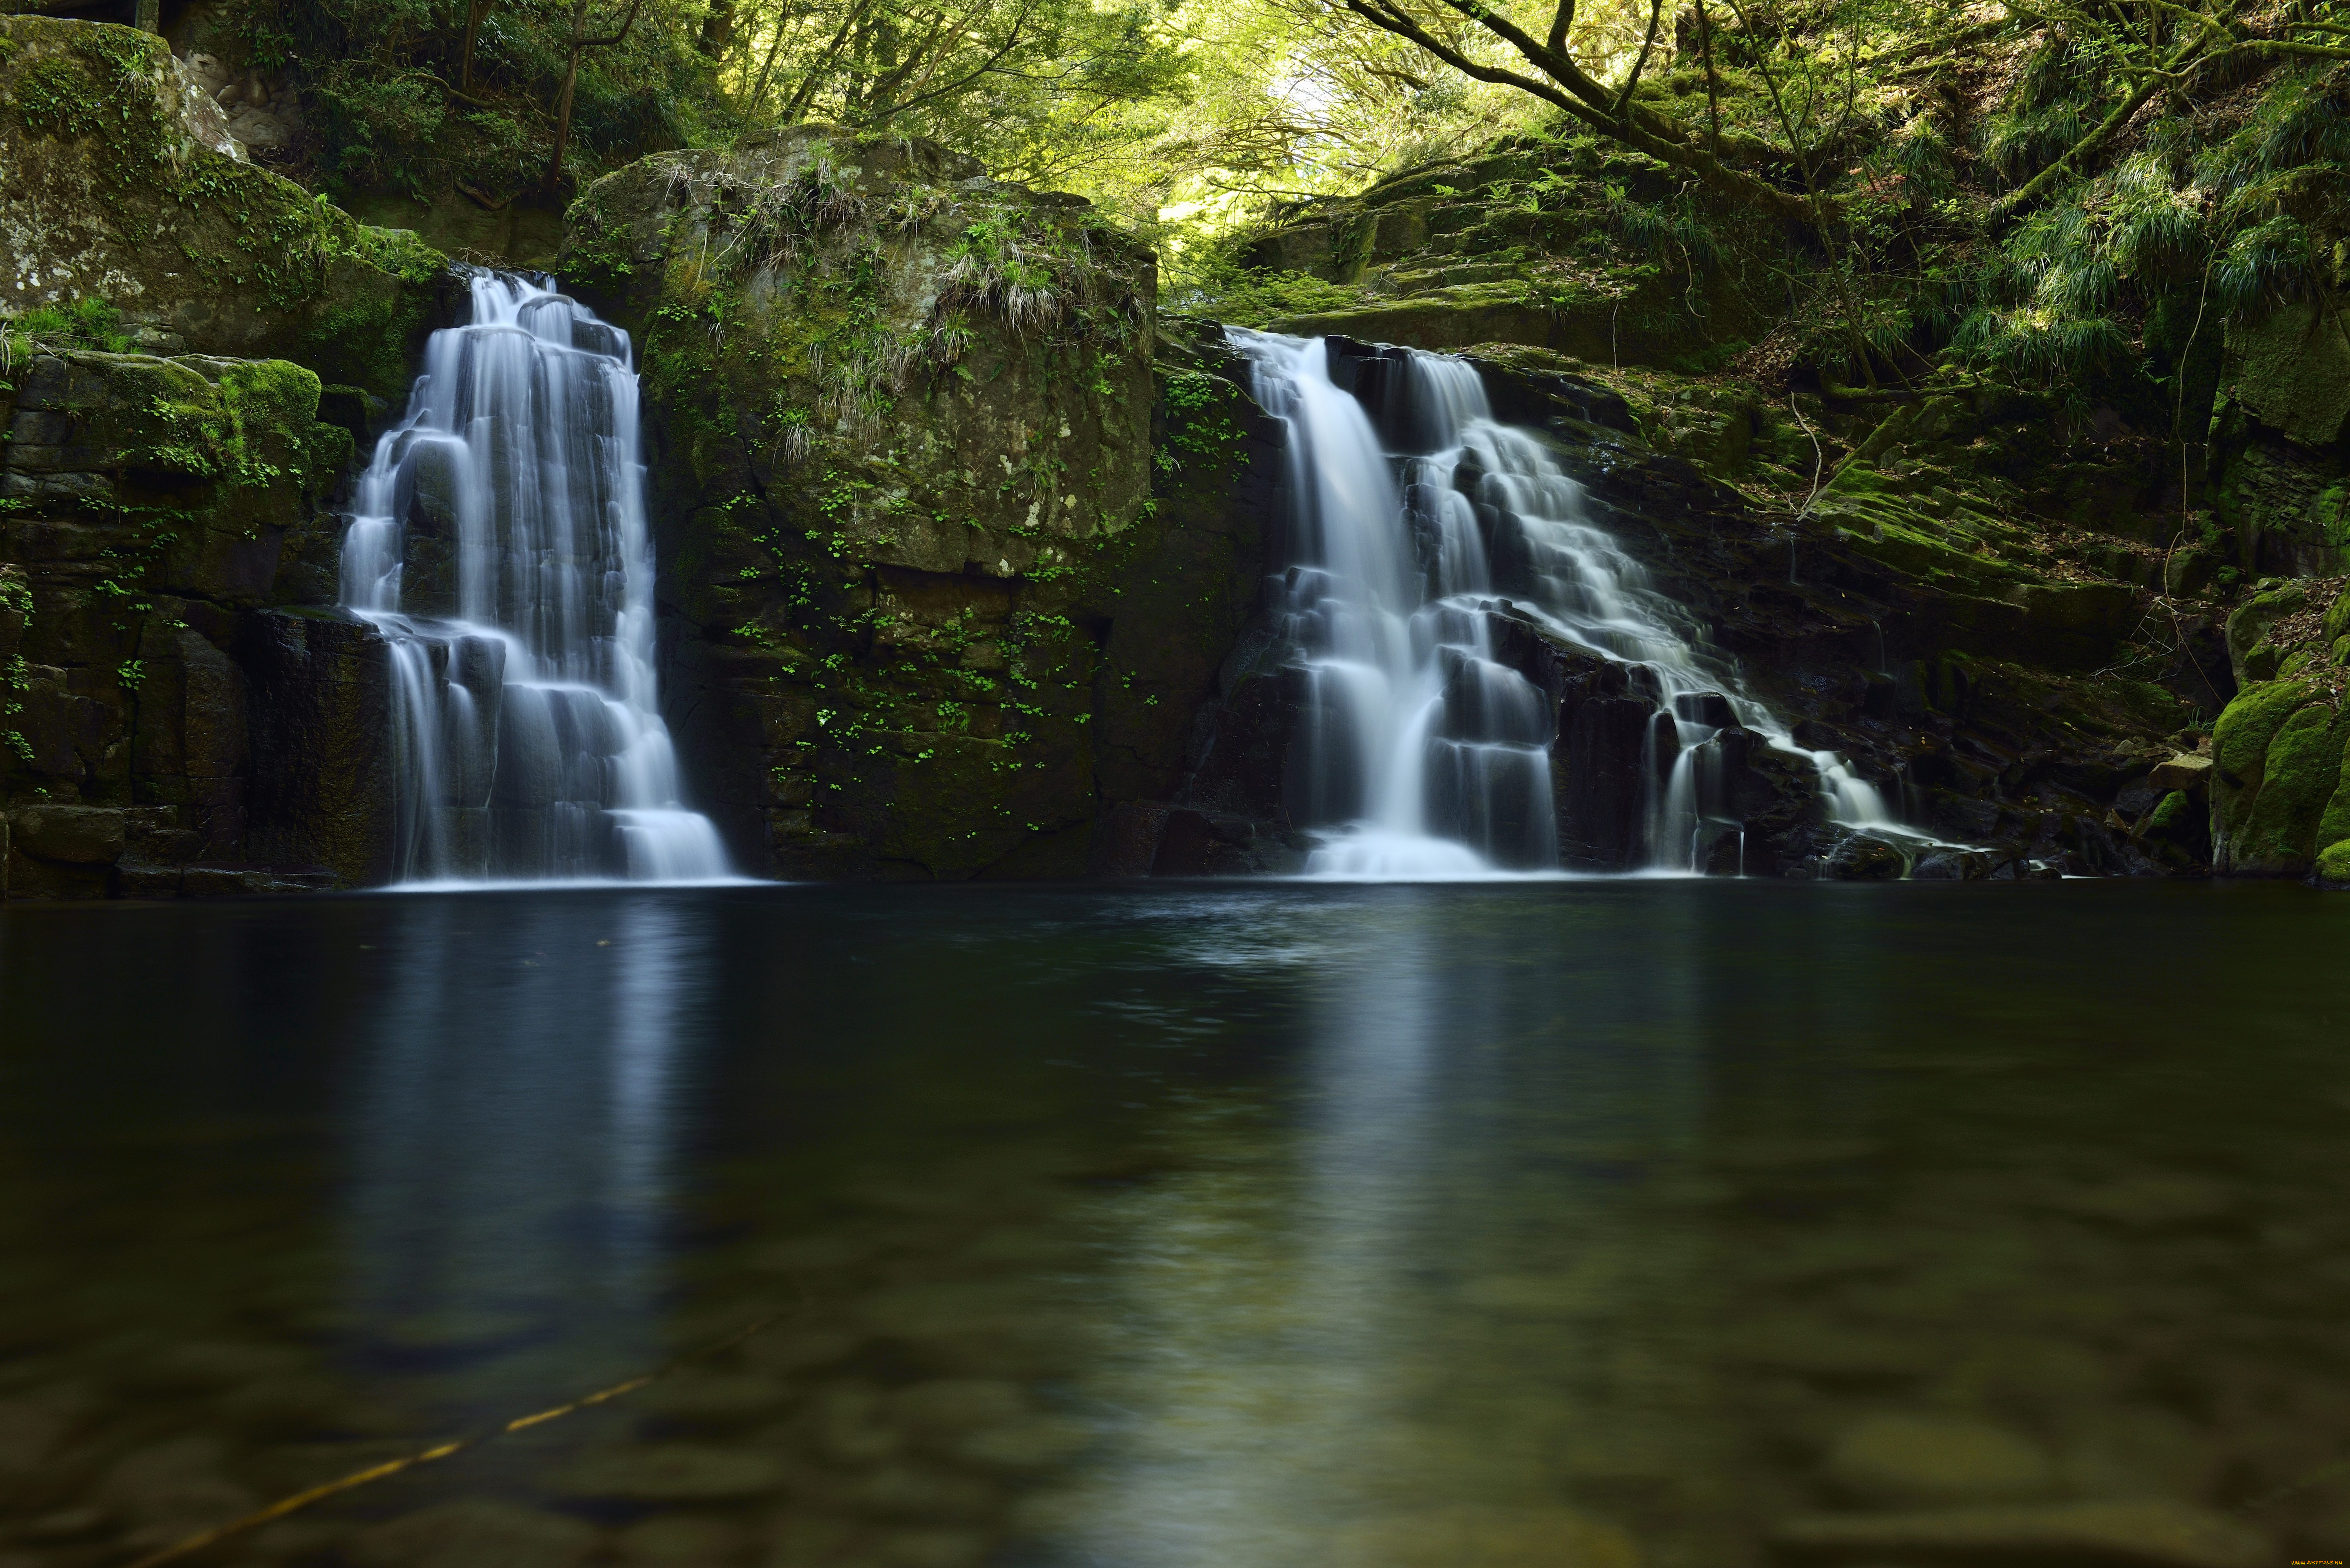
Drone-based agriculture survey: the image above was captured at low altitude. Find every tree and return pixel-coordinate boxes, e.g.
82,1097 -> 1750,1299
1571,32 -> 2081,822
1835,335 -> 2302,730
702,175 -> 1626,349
546,0 -> 652,195
1319,0 -> 1821,222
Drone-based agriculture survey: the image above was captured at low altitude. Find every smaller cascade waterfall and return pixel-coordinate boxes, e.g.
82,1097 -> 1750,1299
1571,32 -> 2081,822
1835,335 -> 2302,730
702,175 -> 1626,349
341,273 -> 730,884
1235,330 -> 1904,878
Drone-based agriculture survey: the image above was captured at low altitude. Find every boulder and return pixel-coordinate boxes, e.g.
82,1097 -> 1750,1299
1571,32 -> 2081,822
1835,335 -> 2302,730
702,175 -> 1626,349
2208,676 -> 2350,876
2146,753 -> 2212,793
11,804 -> 125,863
0,17 -> 452,400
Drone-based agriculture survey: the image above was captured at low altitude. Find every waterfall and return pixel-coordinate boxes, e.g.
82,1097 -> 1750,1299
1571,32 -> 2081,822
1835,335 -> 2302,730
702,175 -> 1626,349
1234,330 -> 1903,878
339,272 -> 730,885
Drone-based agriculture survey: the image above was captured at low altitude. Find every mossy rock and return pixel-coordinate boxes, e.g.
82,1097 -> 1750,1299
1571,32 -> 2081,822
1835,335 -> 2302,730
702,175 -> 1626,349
2228,301 -> 2350,449
2211,676 -> 2349,875
2223,582 -> 2311,688
0,17 -> 452,399
562,127 -> 1269,881
2316,836 -> 2350,887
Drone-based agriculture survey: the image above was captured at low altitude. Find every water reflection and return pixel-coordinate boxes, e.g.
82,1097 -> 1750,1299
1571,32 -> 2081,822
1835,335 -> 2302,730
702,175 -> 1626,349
3,884 -> 2349,1568
1069,890 -> 1737,1564
344,895 -> 705,1419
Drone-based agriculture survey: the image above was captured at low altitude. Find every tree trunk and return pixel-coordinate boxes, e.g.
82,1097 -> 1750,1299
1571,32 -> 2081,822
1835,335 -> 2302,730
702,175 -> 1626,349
700,0 -> 738,56
545,0 -> 591,197
460,0 -> 496,91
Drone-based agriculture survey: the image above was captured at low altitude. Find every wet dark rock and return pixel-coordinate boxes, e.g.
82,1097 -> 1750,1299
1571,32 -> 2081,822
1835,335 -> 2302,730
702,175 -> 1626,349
1825,835 -> 1905,881
1675,690 -> 1737,729
1558,696 -> 1656,871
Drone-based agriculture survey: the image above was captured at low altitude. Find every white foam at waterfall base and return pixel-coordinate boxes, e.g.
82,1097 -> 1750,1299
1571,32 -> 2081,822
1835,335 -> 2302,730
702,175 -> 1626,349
1233,329 -> 1921,881
342,272 -> 736,886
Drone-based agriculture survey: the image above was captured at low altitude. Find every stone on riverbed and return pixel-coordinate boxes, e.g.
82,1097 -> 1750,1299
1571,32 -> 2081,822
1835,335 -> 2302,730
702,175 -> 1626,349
1327,1505 -> 1642,1568
1767,1499 -> 2268,1568
557,1442 -> 786,1501
1821,1413 -> 2058,1508
351,1499 -> 598,1568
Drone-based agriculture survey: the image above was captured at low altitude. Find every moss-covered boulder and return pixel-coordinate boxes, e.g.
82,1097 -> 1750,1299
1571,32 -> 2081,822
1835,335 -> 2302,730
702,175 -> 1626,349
0,17 -> 452,400
2207,674 -> 2350,876
563,127 -> 1276,879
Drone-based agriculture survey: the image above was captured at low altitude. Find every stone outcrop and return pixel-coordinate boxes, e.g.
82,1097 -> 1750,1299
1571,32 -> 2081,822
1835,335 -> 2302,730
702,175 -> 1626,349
0,349 -> 391,896
1234,141 -> 1769,373
1,17 -> 454,401
561,126 -> 1281,879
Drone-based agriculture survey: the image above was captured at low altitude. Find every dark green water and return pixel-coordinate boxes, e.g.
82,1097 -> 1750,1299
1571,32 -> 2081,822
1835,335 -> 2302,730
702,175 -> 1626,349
2,881 -> 2346,1568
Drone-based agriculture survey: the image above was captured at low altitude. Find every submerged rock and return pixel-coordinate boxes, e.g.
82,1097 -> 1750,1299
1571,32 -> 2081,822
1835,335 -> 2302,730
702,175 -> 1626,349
556,1442 -> 786,1502
1769,1499 -> 2268,1568
351,1499 -> 599,1568
1327,1504 -> 1642,1568
1820,1413 -> 2058,1509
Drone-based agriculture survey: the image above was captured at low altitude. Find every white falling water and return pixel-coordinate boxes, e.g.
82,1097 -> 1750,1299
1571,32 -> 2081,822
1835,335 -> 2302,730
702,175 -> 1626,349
1235,330 -> 1901,878
340,272 -> 731,885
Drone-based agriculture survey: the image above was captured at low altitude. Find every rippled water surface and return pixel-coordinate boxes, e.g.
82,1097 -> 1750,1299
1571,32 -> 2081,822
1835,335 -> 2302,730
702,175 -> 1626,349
2,882 -> 2346,1567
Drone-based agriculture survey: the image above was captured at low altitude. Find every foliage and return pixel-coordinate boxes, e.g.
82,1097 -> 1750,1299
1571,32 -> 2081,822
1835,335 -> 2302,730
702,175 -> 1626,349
2,299 -> 133,367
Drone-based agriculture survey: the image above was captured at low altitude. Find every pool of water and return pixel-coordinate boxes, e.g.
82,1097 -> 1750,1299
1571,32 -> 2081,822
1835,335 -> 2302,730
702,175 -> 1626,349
1,881 -> 2345,1568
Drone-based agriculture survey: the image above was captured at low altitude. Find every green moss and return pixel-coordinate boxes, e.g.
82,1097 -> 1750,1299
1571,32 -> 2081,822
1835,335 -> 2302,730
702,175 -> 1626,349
139,358 -> 346,490
2317,837 -> 2350,885
2324,588 -> 2350,648
1,20 -> 446,399
2234,700 -> 2346,873
349,225 -> 443,286
2213,676 -> 2321,786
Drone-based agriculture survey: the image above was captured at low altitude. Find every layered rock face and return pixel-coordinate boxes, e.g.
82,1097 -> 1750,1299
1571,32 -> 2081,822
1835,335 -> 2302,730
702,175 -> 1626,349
562,128 -> 1279,879
1,18 -> 451,897
0,350 -> 398,896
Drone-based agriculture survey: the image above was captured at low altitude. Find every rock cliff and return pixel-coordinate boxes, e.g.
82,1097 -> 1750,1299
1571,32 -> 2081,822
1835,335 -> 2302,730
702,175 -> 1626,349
561,127 -> 1280,879
1,16 -> 449,896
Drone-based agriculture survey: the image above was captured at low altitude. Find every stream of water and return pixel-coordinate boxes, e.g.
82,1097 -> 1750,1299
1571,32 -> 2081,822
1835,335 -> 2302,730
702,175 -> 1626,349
1235,332 -> 1904,878
340,273 -> 729,885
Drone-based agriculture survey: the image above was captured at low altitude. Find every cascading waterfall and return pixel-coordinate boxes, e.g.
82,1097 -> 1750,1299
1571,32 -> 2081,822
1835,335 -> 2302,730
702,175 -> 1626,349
340,272 -> 730,884
1235,329 -> 1903,878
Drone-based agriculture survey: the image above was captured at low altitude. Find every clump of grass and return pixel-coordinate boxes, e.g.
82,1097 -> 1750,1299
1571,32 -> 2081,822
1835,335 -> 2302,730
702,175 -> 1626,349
2,298 -> 132,373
